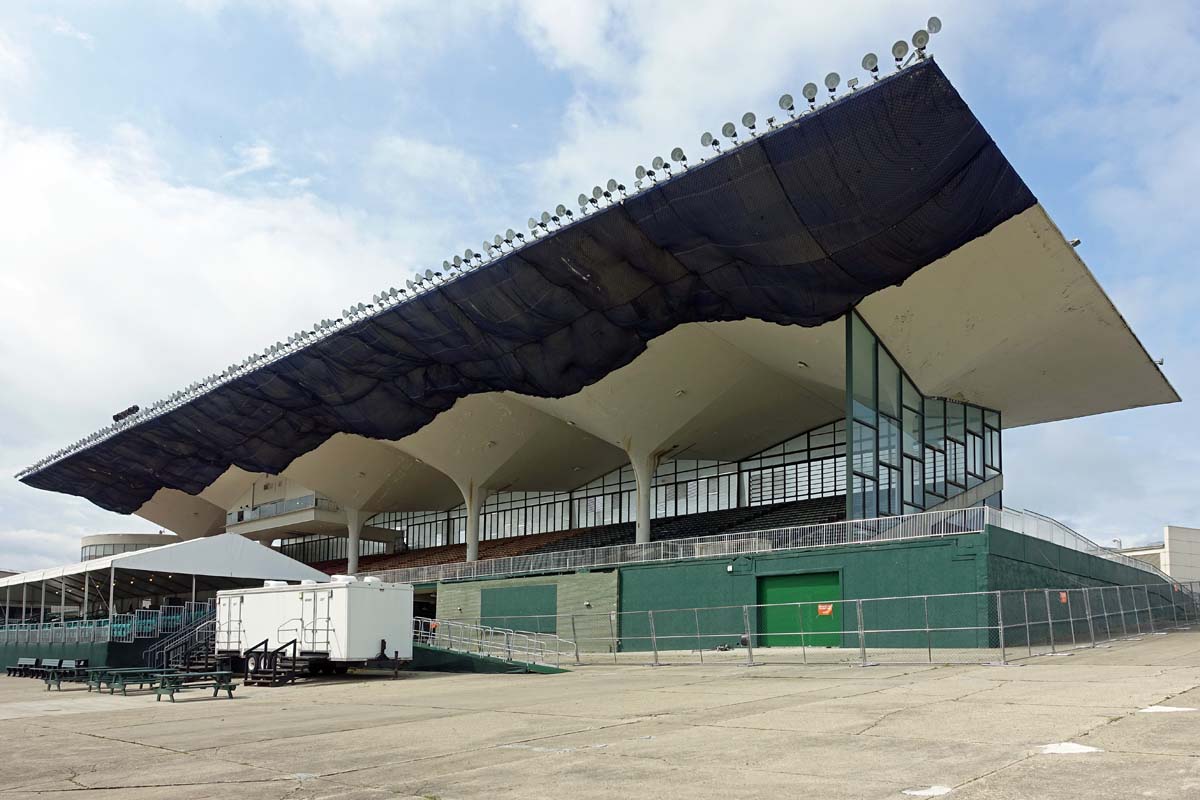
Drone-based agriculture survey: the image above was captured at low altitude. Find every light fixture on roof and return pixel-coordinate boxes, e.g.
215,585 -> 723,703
928,16 -> 942,34
778,93 -> 795,118
578,192 -> 592,213
700,131 -> 720,153
670,147 -> 688,169
721,121 -> 738,145
741,112 -> 757,135
504,228 -> 516,246
892,40 -> 909,68
912,29 -> 930,58
824,72 -> 840,99
651,156 -> 667,179
862,53 -> 879,81
802,82 -> 818,110
847,77 -> 860,92
556,203 -> 574,221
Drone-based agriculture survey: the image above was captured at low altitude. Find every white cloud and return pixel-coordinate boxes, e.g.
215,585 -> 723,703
221,140 -> 276,181
0,30 -> 30,86
0,117 -> 485,569
42,16 -> 94,48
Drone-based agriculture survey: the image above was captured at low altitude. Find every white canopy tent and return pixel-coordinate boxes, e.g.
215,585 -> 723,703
0,533 -> 329,625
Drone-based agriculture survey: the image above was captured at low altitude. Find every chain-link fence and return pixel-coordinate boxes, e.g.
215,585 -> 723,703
440,580 -> 1200,667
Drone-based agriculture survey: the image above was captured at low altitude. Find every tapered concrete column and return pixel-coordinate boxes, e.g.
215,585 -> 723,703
346,508 -> 364,575
629,451 -> 660,544
462,482 -> 490,562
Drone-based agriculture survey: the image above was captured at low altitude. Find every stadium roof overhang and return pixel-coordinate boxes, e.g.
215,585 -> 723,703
15,59 -> 1178,532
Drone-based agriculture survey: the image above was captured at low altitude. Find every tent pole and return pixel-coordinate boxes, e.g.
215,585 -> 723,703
40,580 -> 46,625
4,585 -> 9,627
191,575 -> 196,603
82,570 -> 89,622
21,583 -> 26,623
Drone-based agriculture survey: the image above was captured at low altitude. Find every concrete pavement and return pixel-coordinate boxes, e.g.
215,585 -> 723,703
1,630 -> 1199,799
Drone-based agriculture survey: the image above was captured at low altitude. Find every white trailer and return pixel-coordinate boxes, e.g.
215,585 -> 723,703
215,576 -> 413,676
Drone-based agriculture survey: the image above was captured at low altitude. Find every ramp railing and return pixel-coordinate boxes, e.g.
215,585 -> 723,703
414,617 -> 572,668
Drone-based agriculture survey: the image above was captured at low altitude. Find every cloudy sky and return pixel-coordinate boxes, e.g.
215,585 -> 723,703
1,1 -> 1197,570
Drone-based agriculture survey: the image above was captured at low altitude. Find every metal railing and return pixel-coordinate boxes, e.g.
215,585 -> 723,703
362,506 -> 1165,587
0,600 -> 216,648
438,580 -> 1200,667
414,617 -> 570,668
227,494 -> 341,526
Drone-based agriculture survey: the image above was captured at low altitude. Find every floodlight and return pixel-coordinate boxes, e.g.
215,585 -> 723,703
912,29 -> 930,58
635,164 -> 647,179
892,40 -> 909,66
606,179 -> 618,193
928,16 -> 942,34
505,228 -> 516,243
721,121 -> 737,140
541,211 -> 551,224
847,77 -> 860,91
528,216 -> 538,230
700,132 -> 713,147
824,72 -> 840,95
556,203 -> 568,217
452,256 -> 463,267
422,269 -> 432,281
652,156 -> 665,170
802,82 -> 818,109
462,250 -> 474,264
494,234 -> 503,247
577,193 -> 589,208
592,186 -> 603,200
670,146 -> 687,164
779,93 -> 795,117
444,259 -> 453,271
405,280 -> 415,291
741,112 -> 756,132
862,52 -> 879,72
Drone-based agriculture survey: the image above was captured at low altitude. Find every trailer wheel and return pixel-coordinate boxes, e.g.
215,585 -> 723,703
334,664 -> 348,675
247,655 -> 259,673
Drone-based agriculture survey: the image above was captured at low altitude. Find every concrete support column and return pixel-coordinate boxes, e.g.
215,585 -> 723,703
82,571 -> 89,622
346,508 -> 364,575
629,451 -> 660,545
108,566 -> 115,622
462,483 -> 490,562
191,575 -> 197,603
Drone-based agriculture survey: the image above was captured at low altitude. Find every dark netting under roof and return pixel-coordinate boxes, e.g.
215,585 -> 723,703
21,60 -> 1035,514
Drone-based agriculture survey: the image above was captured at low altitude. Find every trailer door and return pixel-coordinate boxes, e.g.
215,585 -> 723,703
301,588 -> 333,653
216,595 -> 243,651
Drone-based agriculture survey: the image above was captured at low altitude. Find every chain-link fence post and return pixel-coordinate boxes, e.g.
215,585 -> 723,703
1116,588 -> 1128,637
996,592 -> 1007,664
1022,591 -> 1032,657
856,600 -> 867,665
570,614 -> 580,665
742,605 -> 754,666
1044,590 -> 1055,653
1066,591 -> 1077,648
1142,586 -> 1156,633
1083,589 -> 1096,647
648,610 -> 660,666
924,595 -> 932,663
694,608 -> 704,663
796,603 -> 807,665
1171,587 -> 1180,628
1098,588 -> 1111,641
609,611 -> 618,663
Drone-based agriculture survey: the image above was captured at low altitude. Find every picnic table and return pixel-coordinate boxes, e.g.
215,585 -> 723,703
43,660 -> 90,691
84,667 -> 171,695
154,670 -> 237,702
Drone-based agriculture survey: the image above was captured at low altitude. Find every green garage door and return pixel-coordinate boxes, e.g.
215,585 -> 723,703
757,572 -> 841,647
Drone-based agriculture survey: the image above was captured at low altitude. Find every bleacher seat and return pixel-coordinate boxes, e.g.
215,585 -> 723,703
325,495 -> 848,576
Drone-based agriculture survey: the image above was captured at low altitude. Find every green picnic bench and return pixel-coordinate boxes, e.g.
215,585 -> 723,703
84,667 -> 170,695
43,659 -> 90,690
154,670 -> 237,702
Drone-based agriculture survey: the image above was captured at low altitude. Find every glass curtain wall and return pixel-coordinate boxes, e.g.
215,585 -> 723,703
846,310 -> 1001,520
368,420 -> 847,550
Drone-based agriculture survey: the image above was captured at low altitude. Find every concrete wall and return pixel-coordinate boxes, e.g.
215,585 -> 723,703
1164,526 -> 1200,581
985,526 -> 1167,590
436,570 -> 619,652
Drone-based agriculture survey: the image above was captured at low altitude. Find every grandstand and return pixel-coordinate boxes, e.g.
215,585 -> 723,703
10,40 -> 1181,652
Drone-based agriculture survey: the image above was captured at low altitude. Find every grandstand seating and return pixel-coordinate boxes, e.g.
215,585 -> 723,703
315,496 -> 847,576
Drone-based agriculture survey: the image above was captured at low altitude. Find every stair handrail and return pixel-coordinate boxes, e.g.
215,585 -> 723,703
142,606 -> 216,667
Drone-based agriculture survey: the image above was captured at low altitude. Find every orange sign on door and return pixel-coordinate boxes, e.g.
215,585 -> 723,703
817,603 -> 834,616
1059,592 -> 1069,604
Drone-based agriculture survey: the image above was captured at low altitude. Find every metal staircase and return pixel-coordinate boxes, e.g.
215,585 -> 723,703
143,610 -> 217,669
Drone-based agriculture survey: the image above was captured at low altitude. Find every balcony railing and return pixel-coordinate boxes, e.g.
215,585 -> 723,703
361,506 -> 1171,587
226,494 -> 341,526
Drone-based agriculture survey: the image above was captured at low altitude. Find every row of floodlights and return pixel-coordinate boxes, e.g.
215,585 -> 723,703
17,18 -> 943,480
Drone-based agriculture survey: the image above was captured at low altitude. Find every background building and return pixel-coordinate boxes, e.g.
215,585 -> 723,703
1121,526 -> 1200,581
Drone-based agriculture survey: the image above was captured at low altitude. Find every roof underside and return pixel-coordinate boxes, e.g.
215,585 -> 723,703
18,60 -> 1176,524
